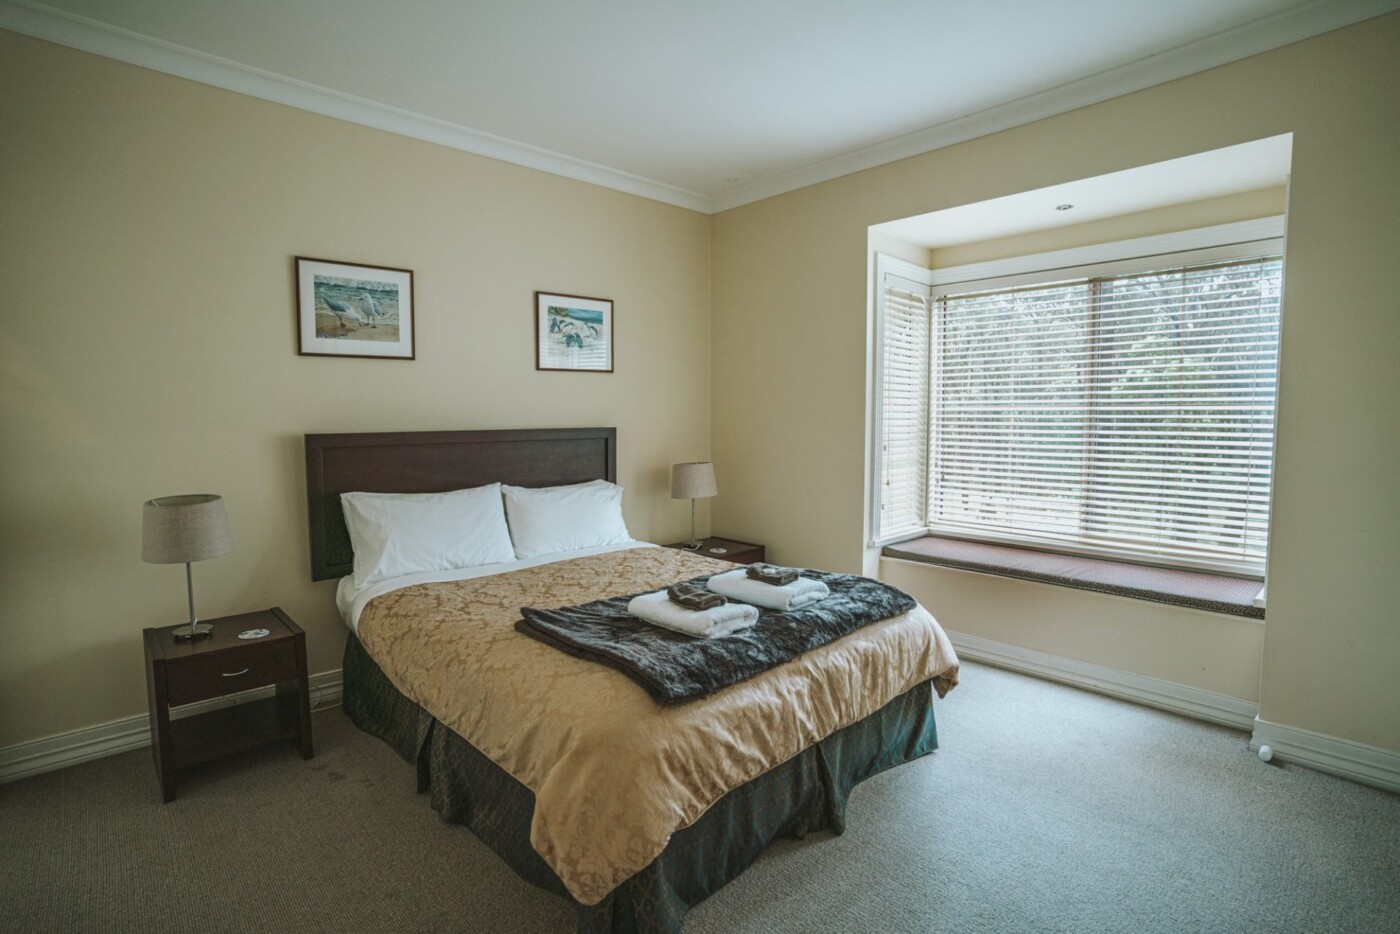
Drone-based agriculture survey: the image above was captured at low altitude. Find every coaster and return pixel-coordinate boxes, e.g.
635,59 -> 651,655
708,547 -> 729,554
238,628 -> 271,640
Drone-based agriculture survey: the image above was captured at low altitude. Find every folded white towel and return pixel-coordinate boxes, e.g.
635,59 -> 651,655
707,567 -> 829,611
627,590 -> 759,638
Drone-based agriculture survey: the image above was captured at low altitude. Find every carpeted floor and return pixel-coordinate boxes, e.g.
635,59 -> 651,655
2,662 -> 1397,933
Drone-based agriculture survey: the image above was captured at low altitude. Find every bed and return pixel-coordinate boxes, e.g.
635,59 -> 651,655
306,428 -> 960,933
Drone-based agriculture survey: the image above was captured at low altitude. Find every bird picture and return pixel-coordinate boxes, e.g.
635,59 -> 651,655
358,292 -> 382,328
303,265 -> 405,351
323,295 -> 366,330
547,307 -> 603,349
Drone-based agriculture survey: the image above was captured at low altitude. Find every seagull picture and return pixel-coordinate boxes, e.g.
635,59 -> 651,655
323,295 -> 366,330
358,292 -> 382,328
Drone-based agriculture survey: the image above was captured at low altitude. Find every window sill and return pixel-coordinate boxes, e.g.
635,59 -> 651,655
881,536 -> 1265,620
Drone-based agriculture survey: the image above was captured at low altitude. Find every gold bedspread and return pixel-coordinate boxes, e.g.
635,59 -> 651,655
356,546 -> 960,906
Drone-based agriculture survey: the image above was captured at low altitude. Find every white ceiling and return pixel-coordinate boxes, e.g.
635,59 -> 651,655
3,0 -> 1393,212
874,134 -> 1293,249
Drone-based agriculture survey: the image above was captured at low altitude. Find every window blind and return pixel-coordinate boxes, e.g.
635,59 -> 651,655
875,273 -> 931,542
931,255 -> 1283,574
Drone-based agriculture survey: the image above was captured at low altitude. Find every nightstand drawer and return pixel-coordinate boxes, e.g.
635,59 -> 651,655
165,641 -> 297,707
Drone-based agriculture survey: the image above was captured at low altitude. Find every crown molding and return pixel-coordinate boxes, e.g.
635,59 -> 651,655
708,0 -> 1399,212
3,0 -> 1396,215
0,0 -> 711,213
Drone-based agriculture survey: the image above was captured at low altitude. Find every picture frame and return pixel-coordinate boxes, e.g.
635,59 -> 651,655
535,291 -> 614,373
296,256 -> 415,359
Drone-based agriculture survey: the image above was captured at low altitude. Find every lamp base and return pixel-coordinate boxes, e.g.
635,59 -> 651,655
172,622 -> 213,641
681,541 -> 702,550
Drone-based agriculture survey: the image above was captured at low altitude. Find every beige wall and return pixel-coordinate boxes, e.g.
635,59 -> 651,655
881,562 -> 1265,701
0,32 -> 711,748
714,15 -> 1400,751
929,185 -> 1286,267
868,231 -> 930,267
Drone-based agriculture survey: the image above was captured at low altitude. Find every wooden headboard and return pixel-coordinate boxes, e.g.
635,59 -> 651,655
304,427 -> 617,581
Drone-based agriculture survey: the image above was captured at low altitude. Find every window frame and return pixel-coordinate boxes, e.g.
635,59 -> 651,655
872,216 -> 1286,575
870,253 -> 934,547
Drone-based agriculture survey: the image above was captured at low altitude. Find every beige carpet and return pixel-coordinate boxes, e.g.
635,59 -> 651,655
2,662 -> 1397,933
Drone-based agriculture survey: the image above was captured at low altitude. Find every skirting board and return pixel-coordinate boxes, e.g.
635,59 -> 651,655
0,669 -> 343,785
1250,717 -> 1400,794
8,654 -> 1396,795
948,631 -> 1259,730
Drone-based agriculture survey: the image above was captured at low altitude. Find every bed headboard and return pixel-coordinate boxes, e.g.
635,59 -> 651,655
304,427 -> 617,581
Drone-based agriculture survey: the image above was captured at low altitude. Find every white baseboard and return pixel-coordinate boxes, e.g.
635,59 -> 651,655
1250,717 -> 1400,794
11,655 -> 1395,796
948,631 -> 1259,730
0,669 -> 343,785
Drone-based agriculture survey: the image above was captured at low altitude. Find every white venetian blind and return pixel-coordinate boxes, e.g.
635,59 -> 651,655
876,273 -> 931,541
931,255 -> 1283,574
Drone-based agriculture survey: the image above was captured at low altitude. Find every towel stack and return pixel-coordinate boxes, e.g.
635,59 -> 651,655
708,566 -> 829,611
627,590 -> 757,638
627,564 -> 830,638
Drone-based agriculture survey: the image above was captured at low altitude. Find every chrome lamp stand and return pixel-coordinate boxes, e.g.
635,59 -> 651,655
172,561 -> 213,641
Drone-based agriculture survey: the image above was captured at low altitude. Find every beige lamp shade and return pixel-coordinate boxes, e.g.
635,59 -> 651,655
142,494 -> 234,564
671,462 -> 717,500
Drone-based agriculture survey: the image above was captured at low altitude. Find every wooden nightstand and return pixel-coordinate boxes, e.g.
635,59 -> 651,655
664,536 -> 766,565
143,607 -> 313,802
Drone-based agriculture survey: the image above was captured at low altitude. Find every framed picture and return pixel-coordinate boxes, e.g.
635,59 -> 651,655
535,291 -> 613,372
296,257 -> 415,359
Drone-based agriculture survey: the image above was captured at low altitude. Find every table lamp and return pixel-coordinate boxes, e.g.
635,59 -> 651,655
142,494 -> 234,640
671,462 -> 717,550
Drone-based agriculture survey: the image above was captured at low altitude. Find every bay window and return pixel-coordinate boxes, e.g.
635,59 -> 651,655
874,220 -> 1284,577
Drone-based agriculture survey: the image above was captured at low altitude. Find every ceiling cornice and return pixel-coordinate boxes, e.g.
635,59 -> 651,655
707,0 -> 1399,212
3,0 -> 1395,215
0,0 -> 713,212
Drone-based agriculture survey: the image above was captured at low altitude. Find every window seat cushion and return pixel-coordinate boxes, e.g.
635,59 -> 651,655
881,536 -> 1264,619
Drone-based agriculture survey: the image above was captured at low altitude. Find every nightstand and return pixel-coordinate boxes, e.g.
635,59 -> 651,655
665,536 -> 766,565
143,607 -> 313,802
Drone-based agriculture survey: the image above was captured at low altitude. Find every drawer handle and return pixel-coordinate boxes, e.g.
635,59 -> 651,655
222,668 -> 251,677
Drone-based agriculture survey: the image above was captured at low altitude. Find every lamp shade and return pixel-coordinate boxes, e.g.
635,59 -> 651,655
671,462 -> 717,500
142,494 -> 234,564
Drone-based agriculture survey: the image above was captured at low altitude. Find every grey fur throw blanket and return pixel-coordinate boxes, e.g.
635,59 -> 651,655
516,570 -> 917,704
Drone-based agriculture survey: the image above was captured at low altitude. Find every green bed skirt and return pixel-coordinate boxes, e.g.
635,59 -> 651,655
342,632 -> 939,933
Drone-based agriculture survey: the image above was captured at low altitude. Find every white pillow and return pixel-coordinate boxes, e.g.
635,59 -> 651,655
501,480 -> 632,559
340,484 -> 517,589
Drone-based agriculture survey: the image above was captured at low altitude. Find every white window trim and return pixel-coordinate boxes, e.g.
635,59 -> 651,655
928,216 -> 1285,291
870,253 -> 932,547
870,216 -> 1286,573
